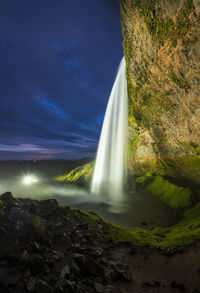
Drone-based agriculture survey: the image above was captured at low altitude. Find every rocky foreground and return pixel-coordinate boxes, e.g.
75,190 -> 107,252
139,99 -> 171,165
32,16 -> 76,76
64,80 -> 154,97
0,192 -> 200,293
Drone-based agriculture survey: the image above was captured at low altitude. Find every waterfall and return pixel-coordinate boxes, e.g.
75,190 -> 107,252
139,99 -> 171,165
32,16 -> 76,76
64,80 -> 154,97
91,57 -> 128,200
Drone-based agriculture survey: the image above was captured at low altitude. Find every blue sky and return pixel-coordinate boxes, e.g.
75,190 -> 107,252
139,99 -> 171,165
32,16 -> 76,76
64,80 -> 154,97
0,0 -> 123,160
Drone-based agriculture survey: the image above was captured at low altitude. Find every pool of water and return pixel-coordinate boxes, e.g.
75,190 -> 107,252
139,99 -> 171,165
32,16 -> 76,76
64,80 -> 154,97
0,173 -> 182,227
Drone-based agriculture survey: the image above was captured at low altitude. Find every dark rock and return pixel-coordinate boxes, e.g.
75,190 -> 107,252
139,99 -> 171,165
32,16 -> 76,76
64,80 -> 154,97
60,264 -> 70,279
0,226 -> 6,236
26,277 -> 36,291
101,257 -> 107,264
71,259 -> 80,273
34,280 -> 53,293
141,221 -> 147,225
170,281 -> 185,291
66,280 -> 76,291
95,283 -> 104,292
31,241 -> 40,252
73,253 -> 85,266
24,267 -> 31,278
110,267 -> 132,282
85,257 -> 105,277
0,192 -> 14,203
5,269 -> 21,285
28,202 -> 37,215
129,246 -> 136,255
144,280 -> 160,287
29,255 -> 49,275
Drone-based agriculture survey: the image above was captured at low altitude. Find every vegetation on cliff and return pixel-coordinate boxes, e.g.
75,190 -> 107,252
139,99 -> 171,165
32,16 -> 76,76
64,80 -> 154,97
54,161 -> 94,185
119,0 -> 200,201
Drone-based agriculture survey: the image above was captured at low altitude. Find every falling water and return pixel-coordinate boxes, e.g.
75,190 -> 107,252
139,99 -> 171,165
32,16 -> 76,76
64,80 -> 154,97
91,57 -> 128,201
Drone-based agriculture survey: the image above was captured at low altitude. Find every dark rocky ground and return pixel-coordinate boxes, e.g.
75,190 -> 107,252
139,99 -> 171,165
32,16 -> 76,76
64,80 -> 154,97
0,192 -> 200,293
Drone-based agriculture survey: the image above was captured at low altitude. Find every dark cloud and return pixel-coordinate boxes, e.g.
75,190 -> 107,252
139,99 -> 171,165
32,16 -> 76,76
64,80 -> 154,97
0,0 -> 123,160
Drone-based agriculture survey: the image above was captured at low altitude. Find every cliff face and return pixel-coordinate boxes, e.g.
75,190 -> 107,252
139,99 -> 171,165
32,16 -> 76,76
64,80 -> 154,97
120,0 -> 200,184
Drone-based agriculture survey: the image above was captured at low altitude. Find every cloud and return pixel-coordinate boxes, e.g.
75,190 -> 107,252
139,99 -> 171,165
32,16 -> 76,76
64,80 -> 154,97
0,0 -> 122,160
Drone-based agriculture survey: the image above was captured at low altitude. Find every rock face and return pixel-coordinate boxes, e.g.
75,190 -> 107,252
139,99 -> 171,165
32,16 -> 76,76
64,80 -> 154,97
120,0 -> 200,184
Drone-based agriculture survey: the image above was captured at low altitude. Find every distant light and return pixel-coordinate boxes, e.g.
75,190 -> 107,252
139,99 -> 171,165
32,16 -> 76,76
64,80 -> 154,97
23,176 -> 38,185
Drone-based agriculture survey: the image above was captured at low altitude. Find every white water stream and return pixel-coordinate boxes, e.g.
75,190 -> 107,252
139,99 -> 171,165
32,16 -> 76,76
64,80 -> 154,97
91,57 -> 128,201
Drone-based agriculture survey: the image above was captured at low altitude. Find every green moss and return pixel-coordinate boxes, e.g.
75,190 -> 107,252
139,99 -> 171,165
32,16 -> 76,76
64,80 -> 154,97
188,142 -> 200,156
77,210 -> 100,227
54,161 -> 94,184
0,200 -> 5,209
80,201 -> 200,248
165,156 -> 200,184
172,0 -> 195,46
128,130 -> 140,159
169,69 -> 190,90
136,1 -> 175,46
32,217 -> 46,231
104,221 -> 161,246
134,0 -> 194,47
146,176 -> 192,208
135,171 -> 154,185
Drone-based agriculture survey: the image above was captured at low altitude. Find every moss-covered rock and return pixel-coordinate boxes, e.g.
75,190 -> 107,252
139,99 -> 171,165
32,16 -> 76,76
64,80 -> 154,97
145,176 -> 192,208
80,201 -> 200,248
54,161 -> 94,185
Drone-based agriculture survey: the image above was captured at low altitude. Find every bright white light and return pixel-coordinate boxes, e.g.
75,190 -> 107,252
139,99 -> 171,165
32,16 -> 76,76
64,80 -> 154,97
23,176 -> 38,185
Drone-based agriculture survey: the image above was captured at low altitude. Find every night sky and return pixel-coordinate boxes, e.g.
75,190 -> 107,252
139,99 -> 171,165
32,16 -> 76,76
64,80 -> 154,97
0,0 -> 123,160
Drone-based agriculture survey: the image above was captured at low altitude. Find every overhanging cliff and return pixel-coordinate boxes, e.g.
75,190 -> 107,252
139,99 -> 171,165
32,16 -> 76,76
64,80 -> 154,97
120,0 -> 200,185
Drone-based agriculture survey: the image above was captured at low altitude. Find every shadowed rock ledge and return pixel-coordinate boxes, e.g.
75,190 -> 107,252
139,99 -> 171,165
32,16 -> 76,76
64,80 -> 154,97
1,191 -> 200,292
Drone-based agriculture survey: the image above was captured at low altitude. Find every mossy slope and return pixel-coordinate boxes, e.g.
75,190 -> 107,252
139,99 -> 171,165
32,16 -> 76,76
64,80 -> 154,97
145,176 -> 192,208
80,202 -> 200,248
54,161 -> 94,185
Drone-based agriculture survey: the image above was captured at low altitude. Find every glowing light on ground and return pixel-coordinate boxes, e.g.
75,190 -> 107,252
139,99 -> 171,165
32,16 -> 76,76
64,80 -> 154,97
23,176 -> 38,185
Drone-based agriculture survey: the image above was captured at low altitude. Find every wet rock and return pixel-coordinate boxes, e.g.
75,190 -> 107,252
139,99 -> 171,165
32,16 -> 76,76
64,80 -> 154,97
95,282 -> 104,292
28,202 -> 38,215
29,255 -> 49,275
66,280 -> 76,291
60,264 -> 70,279
34,280 -> 53,293
72,259 -> 80,273
110,267 -> 132,282
31,241 -> 40,252
144,280 -> 160,287
170,281 -> 185,291
0,192 -> 14,203
24,267 -> 31,278
0,267 -> 6,283
0,226 -> 6,236
26,277 -> 36,291
73,253 -> 85,266
51,250 -> 64,260
20,250 -> 30,262
36,199 -> 59,220
101,257 -> 107,264
76,282 -> 95,293
86,257 -> 105,277
5,269 -> 21,285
